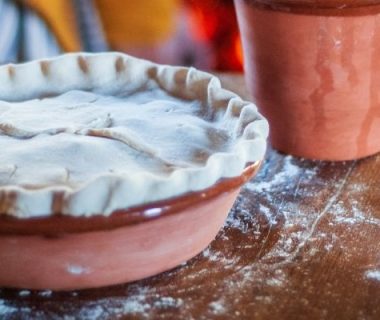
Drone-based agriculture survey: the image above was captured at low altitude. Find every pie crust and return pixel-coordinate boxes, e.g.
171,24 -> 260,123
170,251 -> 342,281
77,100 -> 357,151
0,53 -> 268,218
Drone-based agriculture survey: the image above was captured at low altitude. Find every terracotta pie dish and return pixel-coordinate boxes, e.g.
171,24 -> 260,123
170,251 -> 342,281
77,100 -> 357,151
0,53 -> 268,290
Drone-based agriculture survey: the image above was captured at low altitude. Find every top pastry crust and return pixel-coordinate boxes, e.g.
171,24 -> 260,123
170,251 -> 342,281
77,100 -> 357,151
0,53 -> 268,218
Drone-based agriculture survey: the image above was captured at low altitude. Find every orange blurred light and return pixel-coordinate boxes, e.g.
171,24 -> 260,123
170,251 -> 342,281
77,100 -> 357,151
234,35 -> 244,69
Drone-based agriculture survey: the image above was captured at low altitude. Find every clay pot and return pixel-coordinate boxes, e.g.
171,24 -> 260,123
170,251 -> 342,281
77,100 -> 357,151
0,162 -> 261,291
235,0 -> 380,160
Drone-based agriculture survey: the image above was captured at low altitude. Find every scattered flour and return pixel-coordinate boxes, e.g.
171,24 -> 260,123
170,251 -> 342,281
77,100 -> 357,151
154,296 -> 183,308
38,290 -> 53,298
209,300 -> 226,315
66,265 -> 91,276
247,155 -> 301,193
365,270 -> 380,281
196,152 -> 379,315
0,299 -> 30,317
0,300 -> 18,315
18,290 -> 31,297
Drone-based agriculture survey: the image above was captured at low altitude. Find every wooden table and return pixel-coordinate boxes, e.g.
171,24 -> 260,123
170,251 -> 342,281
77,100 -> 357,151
1,74 -> 379,320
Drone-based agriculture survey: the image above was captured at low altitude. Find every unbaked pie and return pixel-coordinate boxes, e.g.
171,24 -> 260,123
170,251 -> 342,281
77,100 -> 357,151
0,53 -> 268,290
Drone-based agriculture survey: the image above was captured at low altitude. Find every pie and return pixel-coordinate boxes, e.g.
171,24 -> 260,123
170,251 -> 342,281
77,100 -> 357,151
0,53 -> 268,290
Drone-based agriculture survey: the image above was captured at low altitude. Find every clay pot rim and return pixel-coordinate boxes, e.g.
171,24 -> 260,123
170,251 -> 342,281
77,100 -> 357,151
246,1 -> 380,16
0,161 -> 262,236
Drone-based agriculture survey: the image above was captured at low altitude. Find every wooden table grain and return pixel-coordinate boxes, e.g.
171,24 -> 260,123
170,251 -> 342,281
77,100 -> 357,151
1,74 -> 379,320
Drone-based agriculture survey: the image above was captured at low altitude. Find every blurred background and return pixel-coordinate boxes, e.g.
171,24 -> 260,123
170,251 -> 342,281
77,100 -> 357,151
0,0 -> 243,71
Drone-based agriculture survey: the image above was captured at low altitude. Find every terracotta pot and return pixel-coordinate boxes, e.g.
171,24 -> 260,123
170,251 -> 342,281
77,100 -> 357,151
0,162 -> 261,291
235,0 -> 380,160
